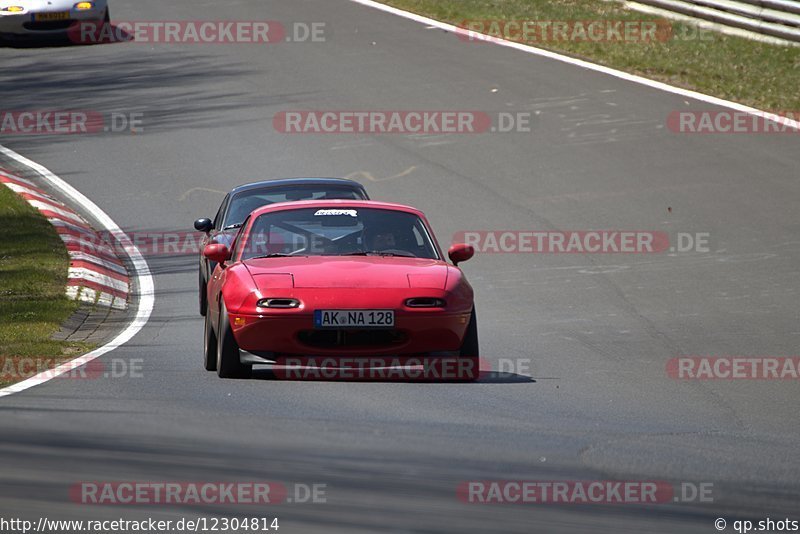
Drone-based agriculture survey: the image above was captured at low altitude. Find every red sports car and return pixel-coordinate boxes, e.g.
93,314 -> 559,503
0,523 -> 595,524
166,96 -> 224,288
202,200 -> 478,380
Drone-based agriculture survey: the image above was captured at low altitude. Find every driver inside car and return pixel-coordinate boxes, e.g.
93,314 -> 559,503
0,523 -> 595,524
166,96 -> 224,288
362,221 -> 415,255
370,230 -> 397,251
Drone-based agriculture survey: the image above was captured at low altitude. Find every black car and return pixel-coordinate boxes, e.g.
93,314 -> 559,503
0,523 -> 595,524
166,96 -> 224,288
193,178 -> 369,315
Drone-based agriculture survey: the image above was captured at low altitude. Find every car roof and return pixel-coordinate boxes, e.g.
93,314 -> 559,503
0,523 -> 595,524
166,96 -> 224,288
248,199 -> 426,219
230,178 -> 366,195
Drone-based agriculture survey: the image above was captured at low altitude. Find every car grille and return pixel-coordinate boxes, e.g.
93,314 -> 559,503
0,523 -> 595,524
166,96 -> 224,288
298,329 -> 407,349
23,20 -> 76,31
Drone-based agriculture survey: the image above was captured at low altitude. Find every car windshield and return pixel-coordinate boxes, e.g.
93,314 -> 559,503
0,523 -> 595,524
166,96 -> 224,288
223,186 -> 366,229
240,207 -> 439,260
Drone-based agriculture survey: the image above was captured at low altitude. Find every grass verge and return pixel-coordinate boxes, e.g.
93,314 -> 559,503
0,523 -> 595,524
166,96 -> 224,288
0,184 -> 92,387
380,0 -> 800,112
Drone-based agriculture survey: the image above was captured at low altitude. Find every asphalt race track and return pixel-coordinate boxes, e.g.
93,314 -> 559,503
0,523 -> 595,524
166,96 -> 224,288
1,1 -> 798,532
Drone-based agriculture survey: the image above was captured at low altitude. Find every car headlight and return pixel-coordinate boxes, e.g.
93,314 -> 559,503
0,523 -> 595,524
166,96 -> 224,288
73,2 -> 94,10
1,6 -> 25,12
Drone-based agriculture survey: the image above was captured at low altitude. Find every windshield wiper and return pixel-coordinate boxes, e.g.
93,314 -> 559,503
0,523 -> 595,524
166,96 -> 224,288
223,223 -> 243,230
248,253 -> 294,259
341,251 -> 415,258
248,253 -> 310,259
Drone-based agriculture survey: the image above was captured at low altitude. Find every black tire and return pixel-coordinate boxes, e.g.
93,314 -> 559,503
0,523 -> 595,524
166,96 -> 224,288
460,308 -> 479,357
217,302 -> 252,379
203,310 -> 217,371
457,308 -> 480,381
199,269 -> 208,316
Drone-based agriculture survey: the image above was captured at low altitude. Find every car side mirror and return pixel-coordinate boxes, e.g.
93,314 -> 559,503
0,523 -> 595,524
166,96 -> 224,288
448,244 -> 474,266
194,218 -> 213,233
203,244 -> 231,265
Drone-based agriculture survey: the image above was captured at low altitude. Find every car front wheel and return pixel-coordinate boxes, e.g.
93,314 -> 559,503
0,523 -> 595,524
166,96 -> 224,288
203,309 -> 217,371
457,308 -> 480,381
199,272 -> 208,316
217,302 -> 252,379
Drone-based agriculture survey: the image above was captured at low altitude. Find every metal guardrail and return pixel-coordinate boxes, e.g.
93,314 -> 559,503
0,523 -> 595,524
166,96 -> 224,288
737,0 -> 800,16
633,0 -> 800,42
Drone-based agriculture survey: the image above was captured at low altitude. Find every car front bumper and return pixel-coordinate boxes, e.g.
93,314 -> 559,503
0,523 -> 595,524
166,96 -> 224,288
229,310 -> 472,358
0,5 -> 106,37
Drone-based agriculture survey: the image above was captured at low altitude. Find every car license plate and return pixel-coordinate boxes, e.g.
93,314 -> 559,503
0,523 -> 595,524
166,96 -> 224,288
314,309 -> 395,328
32,11 -> 71,21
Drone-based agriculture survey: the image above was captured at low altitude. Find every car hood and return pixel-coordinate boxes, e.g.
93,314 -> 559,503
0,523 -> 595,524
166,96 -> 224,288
243,256 -> 450,289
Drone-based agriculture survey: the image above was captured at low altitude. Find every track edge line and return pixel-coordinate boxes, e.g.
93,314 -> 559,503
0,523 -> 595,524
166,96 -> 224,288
349,0 -> 800,130
0,145 -> 155,398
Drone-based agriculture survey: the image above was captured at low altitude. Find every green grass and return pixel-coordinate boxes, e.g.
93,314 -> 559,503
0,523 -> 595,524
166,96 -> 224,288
382,0 -> 800,112
0,184 -> 91,386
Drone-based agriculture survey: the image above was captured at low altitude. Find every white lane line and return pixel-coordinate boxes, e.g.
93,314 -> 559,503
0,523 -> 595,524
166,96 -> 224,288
0,146 -> 155,398
349,0 -> 800,131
